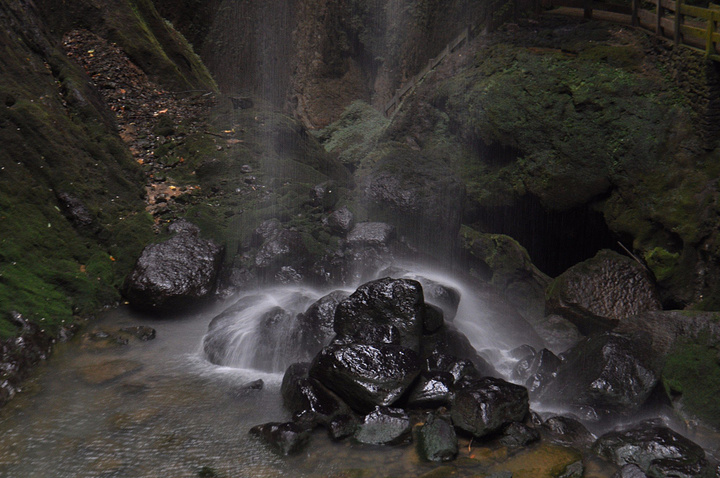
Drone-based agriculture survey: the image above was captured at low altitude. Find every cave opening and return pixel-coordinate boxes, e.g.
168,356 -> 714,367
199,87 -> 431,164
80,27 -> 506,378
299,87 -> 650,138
466,193 -> 622,277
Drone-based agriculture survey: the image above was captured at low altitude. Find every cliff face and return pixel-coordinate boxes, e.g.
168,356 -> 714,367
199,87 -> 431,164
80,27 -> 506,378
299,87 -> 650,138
156,0 -> 511,127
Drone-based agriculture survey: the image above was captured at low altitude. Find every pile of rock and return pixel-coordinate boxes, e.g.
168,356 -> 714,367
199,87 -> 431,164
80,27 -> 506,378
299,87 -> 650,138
250,277 -> 529,462
248,275 -> 716,477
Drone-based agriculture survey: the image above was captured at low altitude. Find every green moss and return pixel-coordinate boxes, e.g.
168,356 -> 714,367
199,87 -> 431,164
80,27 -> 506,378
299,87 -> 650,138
662,337 -> 720,428
644,247 -> 680,282
316,100 -> 389,169
106,0 -> 218,92
0,19 -> 154,341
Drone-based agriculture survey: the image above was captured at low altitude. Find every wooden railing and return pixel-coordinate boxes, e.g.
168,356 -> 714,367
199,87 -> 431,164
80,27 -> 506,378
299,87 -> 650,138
384,25 -> 477,116
545,0 -> 720,60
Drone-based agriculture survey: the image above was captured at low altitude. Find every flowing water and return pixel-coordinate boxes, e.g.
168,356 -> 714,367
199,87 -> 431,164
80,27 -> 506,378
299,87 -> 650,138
0,266 -> 716,477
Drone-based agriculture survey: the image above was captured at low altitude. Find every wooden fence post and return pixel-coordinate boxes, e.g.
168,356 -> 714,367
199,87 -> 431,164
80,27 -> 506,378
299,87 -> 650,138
707,10 -> 717,55
632,0 -> 639,26
675,0 -> 683,45
584,0 -> 593,19
656,0 -> 664,35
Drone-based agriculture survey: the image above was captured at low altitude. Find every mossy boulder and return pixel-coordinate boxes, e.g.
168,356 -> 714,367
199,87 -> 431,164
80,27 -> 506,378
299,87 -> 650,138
460,226 -> 550,324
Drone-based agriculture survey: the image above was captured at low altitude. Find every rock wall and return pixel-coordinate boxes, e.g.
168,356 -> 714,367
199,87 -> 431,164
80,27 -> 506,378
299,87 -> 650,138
659,43 -> 720,150
155,0 -> 518,127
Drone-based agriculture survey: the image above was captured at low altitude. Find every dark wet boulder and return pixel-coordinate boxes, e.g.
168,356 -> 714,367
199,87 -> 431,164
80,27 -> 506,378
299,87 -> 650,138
250,219 -> 283,247
612,464 -> 648,478
421,325 -> 498,378
423,304 -> 445,334
123,223 -> 223,312
334,278 -> 425,351
376,268 -> 462,322
537,333 -> 658,420
541,415 -> 596,448
593,422 -> 711,478
546,249 -> 662,334
324,206 -> 355,236
328,414 -> 358,440
451,377 -> 529,438
499,422 -> 541,448
333,324 -> 401,347
293,290 -> 350,357
281,362 -> 351,427
415,413 -> 458,462
309,343 -> 421,413
346,222 -> 396,247
249,421 -> 311,456
254,228 -> 308,270
425,354 -> 483,384
421,280 -> 461,323
512,348 -> 561,397
354,406 -> 411,445
406,371 -> 454,408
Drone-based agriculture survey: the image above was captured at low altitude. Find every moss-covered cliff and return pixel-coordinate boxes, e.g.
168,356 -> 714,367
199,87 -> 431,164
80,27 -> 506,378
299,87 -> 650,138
0,0 -> 215,390
320,16 -> 720,309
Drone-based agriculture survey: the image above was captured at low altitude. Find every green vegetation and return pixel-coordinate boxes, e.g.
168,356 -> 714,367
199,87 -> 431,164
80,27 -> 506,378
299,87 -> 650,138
662,333 -> 720,428
102,0 -> 217,93
315,100 -> 389,170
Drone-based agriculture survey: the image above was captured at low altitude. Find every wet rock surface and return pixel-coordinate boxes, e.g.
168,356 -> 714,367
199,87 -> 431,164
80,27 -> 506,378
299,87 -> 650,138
499,422 -> 541,448
249,422 -> 311,456
593,422 -> 712,478
451,377 -> 529,438
293,290 -> 350,358
281,363 -> 351,427
540,415 -> 596,449
123,223 -> 223,312
309,343 -> 422,413
537,333 -> 658,421
333,277 -> 425,351
546,249 -> 662,334
0,313 -> 56,407
406,371 -> 454,408
420,326 -> 498,378
415,413 -> 458,462
512,347 -> 561,397
354,406 -> 411,445
323,206 -> 355,236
